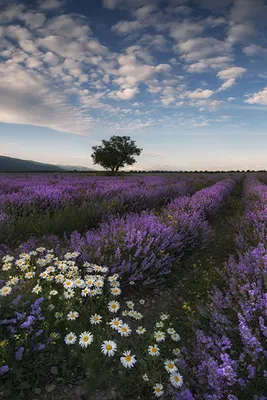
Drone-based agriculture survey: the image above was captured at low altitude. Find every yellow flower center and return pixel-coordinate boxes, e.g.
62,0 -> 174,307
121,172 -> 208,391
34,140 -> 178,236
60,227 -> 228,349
122,327 -> 127,332
94,317 -> 99,321
156,388 -> 161,393
152,348 -> 157,353
112,304 -> 116,308
174,376 -> 180,382
125,355 -> 132,362
83,336 -> 89,342
69,336 -> 73,341
168,363 -> 174,369
3,288 -> 9,293
106,344 -> 112,350
114,321 -> 119,325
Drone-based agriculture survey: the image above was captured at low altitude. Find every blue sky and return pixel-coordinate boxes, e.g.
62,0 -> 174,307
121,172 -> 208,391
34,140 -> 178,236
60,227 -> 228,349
0,0 -> 267,170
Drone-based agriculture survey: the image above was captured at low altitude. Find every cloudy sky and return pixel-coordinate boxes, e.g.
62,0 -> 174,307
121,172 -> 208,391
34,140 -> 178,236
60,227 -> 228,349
0,0 -> 267,170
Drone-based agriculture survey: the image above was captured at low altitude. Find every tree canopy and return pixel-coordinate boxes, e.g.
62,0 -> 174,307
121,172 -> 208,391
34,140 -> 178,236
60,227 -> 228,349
91,135 -> 142,173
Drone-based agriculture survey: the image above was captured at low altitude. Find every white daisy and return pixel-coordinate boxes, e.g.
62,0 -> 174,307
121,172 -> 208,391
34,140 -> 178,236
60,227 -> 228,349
101,340 -> 117,357
155,321 -> 164,328
142,373 -> 149,382
32,284 -> 42,294
153,383 -> 164,398
55,274 -> 65,283
39,271 -> 48,279
67,311 -> 79,321
81,287 -> 90,297
120,351 -> 136,369
148,344 -> 160,356
171,333 -> 181,342
63,280 -> 74,290
139,299 -> 145,305
75,278 -> 85,288
167,328 -> 176,335
25,271 -> 35,279
0,286 -> 12,296
50,290 -> 58,296
109,318 -> 122,330
54,312 -> 62,319
169,372 -> 183,388
136,326 -> 146,335
154,331 -> 166,342
95,279 -> 104,288
173,348 -> 181,356
8,277 -> 19,286
90,313 -> 102,325
79,331 -> 94,348
88,289 -> 97,297
85,276 -> 95,287
108,301 -> 120,313
160,313 -> 169,321
2,263 -> 11,271
118,323 -> 132,337
48,304 -> 55,310
122,310 -> 129,317
64,332 -> 77,345
164,359 -> 178,373
126,301 -> 134,309
64,289 -> 74,299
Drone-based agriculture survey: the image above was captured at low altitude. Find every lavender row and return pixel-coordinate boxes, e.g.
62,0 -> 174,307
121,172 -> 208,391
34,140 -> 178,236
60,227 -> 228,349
68,178 -> 236,284
177,176 -> 267,399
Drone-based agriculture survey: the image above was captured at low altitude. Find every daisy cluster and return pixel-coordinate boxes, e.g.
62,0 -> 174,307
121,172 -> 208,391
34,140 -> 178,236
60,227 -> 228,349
0,248 -> 184,398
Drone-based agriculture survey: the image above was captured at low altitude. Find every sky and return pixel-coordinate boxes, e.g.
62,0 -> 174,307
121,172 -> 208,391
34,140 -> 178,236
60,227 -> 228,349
0,0 -> 267,171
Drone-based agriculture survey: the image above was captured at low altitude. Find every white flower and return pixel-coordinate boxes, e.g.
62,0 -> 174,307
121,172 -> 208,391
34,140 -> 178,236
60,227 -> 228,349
167,328 -> 176,335
122,310 -> 129,317
90,314 -> 102,325
75,278 -> 85,288
120,351 -> 136,369
148,344 -> 160,356
118,323 -> 131,337
136,326 -> 146,335
171,333 -> 181,342
36,247 -> 46,252
160,313 -> 169,321
142,373 -> 149,382
85,276 -> 95,286
54,312 -> 62,319
126,301 -> 134,309
101,340 -> 117,357
2,263 -> 11,271
79,331 -> 94,348
153,383 -> 164,397
108,274 -> 119,282
81,287 -> 90,297
64,290 -> 74,299
55,274 -> 64,283
164,359 -> 178,373
88,289 -> 97,297
169,372 -> 183,388
39,271 -> 48,279
155,321 -> 164,328
154,331 -> 166,342
173,348 -> 181,356
7,277 -> 19,286
109,318 -> 122,330
50,290 -> 58,296
67,311 -> 79,321
95,279 -> 104,288
25,271 -> 35,279
64,332 -> 77,345
108,301 -> 120,313
111,287 -> 121,296
128,310 -> 136,318
0,286 -> 12,296
129,281 -> 135,285
139,299 -> 145,305
63,280 -> 74,290
32,284 -> 42,294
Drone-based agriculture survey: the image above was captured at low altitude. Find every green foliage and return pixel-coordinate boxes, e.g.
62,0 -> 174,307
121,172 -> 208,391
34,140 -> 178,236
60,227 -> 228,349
91,136 -> 142,173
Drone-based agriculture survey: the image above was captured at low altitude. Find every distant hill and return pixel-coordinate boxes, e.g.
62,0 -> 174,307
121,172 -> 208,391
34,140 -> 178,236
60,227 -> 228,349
0,156 -> 93,172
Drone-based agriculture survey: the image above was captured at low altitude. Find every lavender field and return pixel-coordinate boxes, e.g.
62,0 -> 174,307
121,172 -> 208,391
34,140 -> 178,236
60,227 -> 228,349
1,173 -> 266,400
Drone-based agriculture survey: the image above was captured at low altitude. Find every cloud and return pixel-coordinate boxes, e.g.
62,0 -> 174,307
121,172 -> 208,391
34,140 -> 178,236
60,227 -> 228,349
110,87 -> 140,100
38,0 -> 66,10
111,20 -> 143,35
243,44 -> 267,56
186,56 -> 231,73
170,21 -> 204,41
245,87 -> 267,106
218,78 -> 235,91
217,66 -> 246,80
227,23 -> 256,44
44,14 -> 92,38
177,37 -> 231,62
188,89 -> 214,99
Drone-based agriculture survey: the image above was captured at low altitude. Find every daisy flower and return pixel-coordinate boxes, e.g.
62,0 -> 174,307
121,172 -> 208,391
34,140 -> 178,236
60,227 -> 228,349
164,359 -> 178,373
173,348 -> 181,356
8,277 -> 19,286
129,281 -> 135,285
40,271 -> 48,279
155,321 -> 164,328
101,340 -> 117,357
2,263 -> 11,271
67,311 -> 79,321
139,299 -> 145,305
50,290 -> 58,296
128,310 -> 136,318
120,351 -> 136,369
95,279 -> 104,288
109,318 -> 122,330
167,328 -> 176,335
90,314 -> 102,325
111,287 -> 121,296
88,289 -> 97,297
48,304 -> 55,311
118,323 -> 132,337
54,312 -> 62,319
79,331 -> 94,348
36,247 -> 46,252
169,372 -> 183,388
122,310 -> 129,317
108,301 -> 120,313
64,290 -> 74,299
32,284 -> 42,294
85,276 -> 95,286
154,331 -> 166,342
75,278 -> 85,288
64,280 -> 74,290
81,287 -> 90,297
92,264 -> 102,272
55,274 -> 65,283
148,344 -> 160,356
108,274 -> 119,282
171,333 -> 181,342
126,301 -> 134,309
136,326 -> 146,335
153,383 -> 164,398
0,286 -> 12,296
46,275 -> 54,282
25,271 -> 35,279
64,332 -> 77,345
109,279 -> 120,287
160,313 -> 169,321
46,266 -> 55,273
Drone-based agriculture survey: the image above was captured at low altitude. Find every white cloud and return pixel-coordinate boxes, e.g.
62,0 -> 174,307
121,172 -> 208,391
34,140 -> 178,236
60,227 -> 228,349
188,89 -> 214,99
217,66 -> 246,80
227,97 -> 236,102
44,14 -> 92,38
227,23 -> 256,44
111,20 -> 143,35
186,56 -> 231,73
178,37 -> 231,62
243,44 -> 267,56
111,87 -> 139,100
218,78 -> 235,91
170,21 -> 204,41
38,0 -> 66,10
245,87 -> 267,106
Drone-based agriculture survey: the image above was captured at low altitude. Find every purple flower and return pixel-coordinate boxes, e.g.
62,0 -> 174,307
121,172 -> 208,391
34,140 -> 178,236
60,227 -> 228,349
0,365 -> 9,376
15,347 -> 25,361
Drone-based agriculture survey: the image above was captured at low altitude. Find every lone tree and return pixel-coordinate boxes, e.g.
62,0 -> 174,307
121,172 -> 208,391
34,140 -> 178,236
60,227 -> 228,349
91,135 -> 142,173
